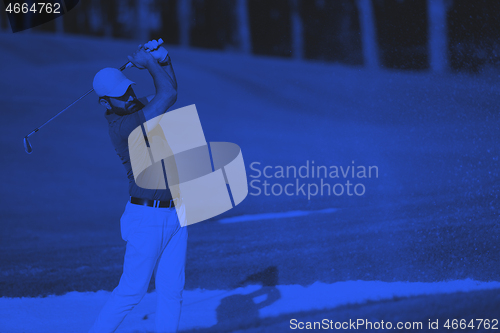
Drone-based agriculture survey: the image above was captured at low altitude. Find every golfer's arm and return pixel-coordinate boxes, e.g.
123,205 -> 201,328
142,60 -> 177,129
160,55 -> 177,90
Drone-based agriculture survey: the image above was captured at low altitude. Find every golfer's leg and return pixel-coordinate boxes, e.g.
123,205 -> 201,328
90,227 -> 160,332
155,212 -> 188,333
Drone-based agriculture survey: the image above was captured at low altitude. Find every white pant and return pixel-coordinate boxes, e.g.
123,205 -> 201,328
90,201 -> 188,333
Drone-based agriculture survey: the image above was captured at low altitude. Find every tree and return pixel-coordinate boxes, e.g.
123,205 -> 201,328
235,0 -> 251,53
427,0 -> 451,72
23,11 -> 33,33
136,0 -> 152,41
178,0 -> 192,47
102,0 -> 116,38
55,15 -> 64,34
87,0 -> 105,36
290,0 -> 304,59
356,0 -> 380,68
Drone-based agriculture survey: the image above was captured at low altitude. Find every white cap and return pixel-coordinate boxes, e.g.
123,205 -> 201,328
93,68 -> 135,97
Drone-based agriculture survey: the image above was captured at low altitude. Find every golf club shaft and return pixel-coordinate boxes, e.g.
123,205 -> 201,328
24,38 -> 165,140
25,62 -> 132,138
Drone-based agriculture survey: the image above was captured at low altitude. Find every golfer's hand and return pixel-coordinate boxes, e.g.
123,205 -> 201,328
127,48 -> 155,69
144,39 -> 169,63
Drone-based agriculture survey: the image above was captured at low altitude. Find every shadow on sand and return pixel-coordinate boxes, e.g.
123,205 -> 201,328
182,266 -> 281,332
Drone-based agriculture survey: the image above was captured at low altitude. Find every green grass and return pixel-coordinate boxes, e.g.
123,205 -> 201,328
0,31 -> 499,304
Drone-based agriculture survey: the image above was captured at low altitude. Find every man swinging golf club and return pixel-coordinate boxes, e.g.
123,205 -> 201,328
89,40 -> 187,333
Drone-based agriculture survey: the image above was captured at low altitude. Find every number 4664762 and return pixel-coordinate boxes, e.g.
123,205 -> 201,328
5,3 -> 61,14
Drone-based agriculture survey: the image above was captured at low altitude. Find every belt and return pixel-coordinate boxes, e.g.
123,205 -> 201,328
130,196 -> 176,208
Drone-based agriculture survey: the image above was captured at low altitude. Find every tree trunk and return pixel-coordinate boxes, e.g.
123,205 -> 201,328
290,0 -> 303,60
178,0 -> 191,47
101,0 -> 115,38
23,12 -> 32,33
88,0 -> 103,35
136,0 -> 152,41
55,17 -> 64,34
427,0 -> 450,73
236,0 -> 251,53
356,0 -> 380,69
54,0 -> 66,34
0,10 -> 4,32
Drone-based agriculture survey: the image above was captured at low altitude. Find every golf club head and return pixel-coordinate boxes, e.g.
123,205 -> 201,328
24,136 -> 33,154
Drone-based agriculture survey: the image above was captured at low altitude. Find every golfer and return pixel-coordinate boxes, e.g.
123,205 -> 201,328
89,40 -> 187,333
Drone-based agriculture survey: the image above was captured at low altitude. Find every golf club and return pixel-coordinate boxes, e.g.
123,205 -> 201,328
23,38 -> 164,154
